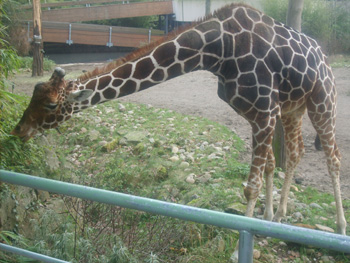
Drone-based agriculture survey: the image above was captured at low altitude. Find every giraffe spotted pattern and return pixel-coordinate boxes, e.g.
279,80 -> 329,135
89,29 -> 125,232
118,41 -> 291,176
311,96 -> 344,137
12,3 -> 346,235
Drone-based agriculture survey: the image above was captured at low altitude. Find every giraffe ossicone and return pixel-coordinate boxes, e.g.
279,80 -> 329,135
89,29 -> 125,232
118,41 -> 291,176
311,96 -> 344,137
11,3 -> 346,235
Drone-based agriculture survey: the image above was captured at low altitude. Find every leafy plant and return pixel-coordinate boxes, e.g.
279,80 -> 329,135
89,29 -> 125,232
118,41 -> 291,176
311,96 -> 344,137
18,56 -> 55,72
262,0 -> 350,54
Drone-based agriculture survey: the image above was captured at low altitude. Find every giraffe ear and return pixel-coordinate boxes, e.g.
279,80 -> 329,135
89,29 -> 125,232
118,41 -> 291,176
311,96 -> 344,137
67,89 -> 94,102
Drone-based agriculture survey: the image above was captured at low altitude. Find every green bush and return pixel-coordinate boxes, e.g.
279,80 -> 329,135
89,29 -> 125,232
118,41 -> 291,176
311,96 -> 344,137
18,56 -> 56,71
262,0 -> 350,54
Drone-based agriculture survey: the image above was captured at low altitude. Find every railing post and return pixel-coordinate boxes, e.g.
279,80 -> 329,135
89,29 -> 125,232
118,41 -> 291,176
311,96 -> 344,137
66,23 -> 73,45
106,26 -> 113,47
238,230 -> 254,263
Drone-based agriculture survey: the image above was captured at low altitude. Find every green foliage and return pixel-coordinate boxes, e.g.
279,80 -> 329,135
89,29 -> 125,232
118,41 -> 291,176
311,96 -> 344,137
0,0 -> 47,173
0,91 -> 46,172
262,0 -> 350,54
0,0 -> 21,90
18,56 -> 56,71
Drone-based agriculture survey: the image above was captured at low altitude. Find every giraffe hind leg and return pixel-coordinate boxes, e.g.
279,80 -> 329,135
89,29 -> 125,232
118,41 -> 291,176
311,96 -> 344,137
308,113 -> 346,234
307,86 -> 346,234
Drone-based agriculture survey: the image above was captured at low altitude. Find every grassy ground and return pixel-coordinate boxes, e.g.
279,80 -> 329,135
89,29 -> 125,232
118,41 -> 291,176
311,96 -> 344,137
2,100 -> 350,262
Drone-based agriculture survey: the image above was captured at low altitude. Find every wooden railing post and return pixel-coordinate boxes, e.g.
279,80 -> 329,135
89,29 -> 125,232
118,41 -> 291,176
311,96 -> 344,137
32,0 -> 43,77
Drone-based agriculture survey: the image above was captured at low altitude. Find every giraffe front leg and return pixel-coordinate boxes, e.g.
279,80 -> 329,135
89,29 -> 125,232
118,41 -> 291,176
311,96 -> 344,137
274,115 -> 304,222
273,169 -> 293,222
244,119 -> 276,218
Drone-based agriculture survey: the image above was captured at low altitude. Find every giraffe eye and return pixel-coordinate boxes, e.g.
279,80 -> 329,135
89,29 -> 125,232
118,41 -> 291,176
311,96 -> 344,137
44,103 -> 58,110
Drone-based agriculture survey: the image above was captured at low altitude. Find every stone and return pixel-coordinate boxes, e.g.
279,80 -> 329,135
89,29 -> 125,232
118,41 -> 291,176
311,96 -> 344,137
172,146 -> 179,154
89,130 -> 100,141
292,212 -> 303,221
170,156 -> 179,162
80,127 -> 87,133
124,131 -> 148,144
290,185 -> 299,192
186,174 -> 196,184
99,141 -> 108,147
180,162 -> 190,168
208,153 -> 218,160
277,171 -> 285,179
315,224 -> 334,233
196,172 -> 211,183
118,103 -> 126,112
278,241 -> 287,247
294,177 -> 304,184
217,238 -> 225,252
225,203 -> 246,215
37,136 -> 60,170
320,255 -> 335,263
253,249 -> 261,259
94,116 -> 102,123
310,203 -> 323,209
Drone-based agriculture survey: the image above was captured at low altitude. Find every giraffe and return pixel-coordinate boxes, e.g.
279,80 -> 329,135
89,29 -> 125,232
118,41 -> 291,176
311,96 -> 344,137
11,3 -> 346,235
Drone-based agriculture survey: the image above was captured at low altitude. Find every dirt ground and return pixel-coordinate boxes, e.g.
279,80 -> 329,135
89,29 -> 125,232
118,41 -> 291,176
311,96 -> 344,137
14,64 -> 350,200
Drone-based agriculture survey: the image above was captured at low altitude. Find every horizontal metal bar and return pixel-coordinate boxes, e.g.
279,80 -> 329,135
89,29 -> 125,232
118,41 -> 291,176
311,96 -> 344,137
0,243 -> 69,263
1,169 -> 350,253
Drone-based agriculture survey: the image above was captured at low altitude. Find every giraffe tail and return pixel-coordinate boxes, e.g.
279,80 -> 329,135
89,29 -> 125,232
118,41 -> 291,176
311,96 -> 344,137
314,134 -> 322,151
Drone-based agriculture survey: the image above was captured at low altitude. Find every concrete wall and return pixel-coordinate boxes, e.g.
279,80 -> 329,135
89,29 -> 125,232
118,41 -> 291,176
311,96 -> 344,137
172,0 -> 262,22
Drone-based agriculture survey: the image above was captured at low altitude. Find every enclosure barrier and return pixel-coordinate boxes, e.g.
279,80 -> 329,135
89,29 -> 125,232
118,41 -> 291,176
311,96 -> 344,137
1,170 -> 350,263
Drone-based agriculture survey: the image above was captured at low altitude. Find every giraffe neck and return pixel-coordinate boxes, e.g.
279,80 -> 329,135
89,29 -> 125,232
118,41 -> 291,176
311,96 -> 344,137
72,18 -> 227,110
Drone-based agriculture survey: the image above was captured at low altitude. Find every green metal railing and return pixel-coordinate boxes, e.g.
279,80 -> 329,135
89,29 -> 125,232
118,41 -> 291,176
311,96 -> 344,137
1,169 -> 350,262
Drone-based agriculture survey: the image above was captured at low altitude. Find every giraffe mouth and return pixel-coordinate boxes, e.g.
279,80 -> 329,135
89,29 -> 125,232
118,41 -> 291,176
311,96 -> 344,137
10,126 -> 40,142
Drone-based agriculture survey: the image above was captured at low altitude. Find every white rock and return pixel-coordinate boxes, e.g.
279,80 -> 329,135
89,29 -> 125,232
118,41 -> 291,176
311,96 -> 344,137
310,203 -> 323,209
180,162 -> 190,168
172,146 -> 179,154
89,130 -> 100,141
253,249 -> 261,259
208,153 -> 218,159
169,155 -> 179,162
118,104 -> 126,112
278,171 -> 285,179
186,174 -> 196,184
99,141 -> 108,147
315,224 -> 334,233
197,173 -> 211,183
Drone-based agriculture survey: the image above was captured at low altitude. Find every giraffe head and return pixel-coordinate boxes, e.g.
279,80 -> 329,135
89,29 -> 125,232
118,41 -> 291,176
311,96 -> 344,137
11,67 -> 93,141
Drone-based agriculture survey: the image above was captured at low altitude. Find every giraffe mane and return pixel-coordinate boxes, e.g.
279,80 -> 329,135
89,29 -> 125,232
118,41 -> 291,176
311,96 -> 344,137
77,3 -> 257,83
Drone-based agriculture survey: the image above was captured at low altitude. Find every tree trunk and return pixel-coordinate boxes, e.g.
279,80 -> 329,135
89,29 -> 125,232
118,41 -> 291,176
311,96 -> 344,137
286,0 -> 304,31
32,0 -> 43,77
273,0 -> 304,169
